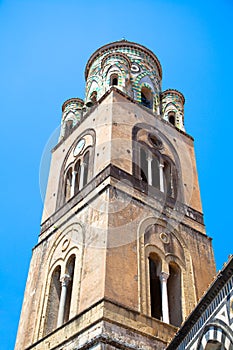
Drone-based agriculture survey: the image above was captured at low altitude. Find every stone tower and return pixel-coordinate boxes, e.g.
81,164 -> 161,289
15,40 -> 216,350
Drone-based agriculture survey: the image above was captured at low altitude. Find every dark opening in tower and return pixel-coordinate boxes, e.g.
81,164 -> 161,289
149,255 -> 162,320
141,87 -> 153,109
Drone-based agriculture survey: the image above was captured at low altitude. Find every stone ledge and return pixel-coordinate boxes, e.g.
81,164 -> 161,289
25,298 -> 176,350
40,165 -> 204,238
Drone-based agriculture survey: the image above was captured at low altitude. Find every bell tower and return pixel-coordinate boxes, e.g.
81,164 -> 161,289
15,40 -> 216,350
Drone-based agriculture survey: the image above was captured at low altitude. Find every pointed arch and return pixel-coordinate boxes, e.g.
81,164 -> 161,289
163,102 -> 178,126
101,52 -> 131,71
140,85 -> 153,109
86,79 -> 100,103
104,63 -> 122,77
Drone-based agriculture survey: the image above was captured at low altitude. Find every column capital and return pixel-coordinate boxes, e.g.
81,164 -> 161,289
159,163 -> 164,168
159,271 -> 169,282
60,274 -> 71,287
146,154 -> 153,162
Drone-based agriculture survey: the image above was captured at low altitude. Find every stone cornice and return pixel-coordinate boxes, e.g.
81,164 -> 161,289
39,164 -> 205,241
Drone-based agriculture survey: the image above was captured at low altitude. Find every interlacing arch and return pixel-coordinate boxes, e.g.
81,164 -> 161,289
132,71 -> 157,92
197,323 -> 233,350
86,77 -> 101,101
103,61 -> 128,81
101,52 -> 131,71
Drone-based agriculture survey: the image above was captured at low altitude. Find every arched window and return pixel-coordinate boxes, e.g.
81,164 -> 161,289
63,255 -> 76,323
65,168 -> 72,201
168,112 -> 176,126
151,155 -> 160,188
167,262 -> 182,326
74,160 -> 81,195
141,87 -> 153,109
140,148 -> 148,183
110,74 -> 118,86
149,254 -> 162,320
63,148 -> 91,203
83,150 -> 90,187
44,266 -> 61,335
164,160 -> 175,197
140,147 -> 160,188
138,142 -> 177,199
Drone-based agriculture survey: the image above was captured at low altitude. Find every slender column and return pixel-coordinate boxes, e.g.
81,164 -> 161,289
159,162 -> 164,192
147,154 -> 152,186
70,170 -> 77,197
159,272 -> 170,324
170,168 -> 174,197
57,274 -> 71,327
79,162 -> 85,190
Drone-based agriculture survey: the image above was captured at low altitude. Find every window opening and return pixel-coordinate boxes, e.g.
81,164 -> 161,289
44,266 -> 61,335
140,148 -> 148,183
138,143 -> 176,198
167,263 -> 182,326
164,162 -> 172,197
63,255 -> 76,323
149,256 -> 162,320
168,112 -> 175,126
74,160 -> 81,195
141,87 -> 153,109
65,168 -> 72,201
110,74 -> 118,86
151,155 -> 160,189
83,151 -> 90,186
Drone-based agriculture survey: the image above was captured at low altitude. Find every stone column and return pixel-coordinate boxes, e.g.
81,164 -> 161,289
159,272 -> 170,324
147,154 -> 152,186
159,163 -> 164,192
57,274 -> 71,327
70,170 -> 77,197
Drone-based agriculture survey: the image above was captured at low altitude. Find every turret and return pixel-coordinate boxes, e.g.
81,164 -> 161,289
60,97 -> 84,140
84,40 -> 162,113
161,89 -> 185,131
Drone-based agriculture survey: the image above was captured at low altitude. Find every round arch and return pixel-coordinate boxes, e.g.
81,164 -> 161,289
197,322 -> 233,350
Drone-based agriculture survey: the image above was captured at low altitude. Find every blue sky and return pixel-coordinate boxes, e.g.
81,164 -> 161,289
0,0 -> 232,348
